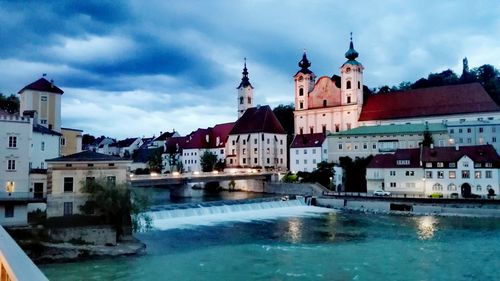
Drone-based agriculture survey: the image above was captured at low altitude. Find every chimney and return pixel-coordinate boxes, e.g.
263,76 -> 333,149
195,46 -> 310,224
455,144 -> 459,151
430,144 -> 434,149
50,79 -> 54,88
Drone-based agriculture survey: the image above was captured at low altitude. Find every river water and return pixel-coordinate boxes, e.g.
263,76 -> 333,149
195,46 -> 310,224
41,190 -> 500,281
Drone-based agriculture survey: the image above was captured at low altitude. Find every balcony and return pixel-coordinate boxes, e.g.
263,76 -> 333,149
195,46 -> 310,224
0,192 -> 46,203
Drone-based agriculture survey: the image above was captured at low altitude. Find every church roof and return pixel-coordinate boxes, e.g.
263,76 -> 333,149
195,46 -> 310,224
18,77 -> 64,94
296,51 -> 313,75
230,105 -> 286,135
290,133 -> 326,148
359,83 -> 500,121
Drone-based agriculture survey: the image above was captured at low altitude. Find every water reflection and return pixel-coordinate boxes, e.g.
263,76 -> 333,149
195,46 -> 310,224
285,218 -> 303,243
417,216 -> 438,240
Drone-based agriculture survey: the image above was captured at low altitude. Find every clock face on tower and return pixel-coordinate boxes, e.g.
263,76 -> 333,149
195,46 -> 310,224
345,67 -> 351,73
298,76 -> 303,82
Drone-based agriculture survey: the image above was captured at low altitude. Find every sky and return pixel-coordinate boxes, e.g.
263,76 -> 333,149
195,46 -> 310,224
1,1 -> 499,139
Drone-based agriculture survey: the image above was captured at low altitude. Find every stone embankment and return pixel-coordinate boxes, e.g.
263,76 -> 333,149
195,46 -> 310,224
264,182 -> 500,217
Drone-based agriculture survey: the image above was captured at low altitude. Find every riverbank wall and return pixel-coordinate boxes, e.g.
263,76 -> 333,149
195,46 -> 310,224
314,197 -> 500,217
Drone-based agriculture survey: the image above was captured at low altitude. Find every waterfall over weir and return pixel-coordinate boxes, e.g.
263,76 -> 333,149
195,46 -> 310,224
144,197 -> 333,230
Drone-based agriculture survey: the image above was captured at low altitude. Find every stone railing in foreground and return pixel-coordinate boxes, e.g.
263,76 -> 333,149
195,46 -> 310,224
0,226 -> 48,281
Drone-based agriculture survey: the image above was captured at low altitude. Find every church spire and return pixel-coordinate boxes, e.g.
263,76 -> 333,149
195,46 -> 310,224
298,50 -> 312,74
345,32 -> 359,61
237,58 -> 253,89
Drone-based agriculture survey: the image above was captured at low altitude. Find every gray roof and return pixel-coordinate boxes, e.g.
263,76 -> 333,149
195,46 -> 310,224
46,151 -> 129,162
33,124 -> 62,136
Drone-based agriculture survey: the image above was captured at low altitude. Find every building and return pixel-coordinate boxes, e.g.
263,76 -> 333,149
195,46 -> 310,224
45,151 -> 131,217
0,111 -> 33,225
290,133 -> 327,172
226,105 -> 287,170
446,118 -> 500,153
366,145 -> 499,197
60,127 -> 83,156
327,123 -> 450,162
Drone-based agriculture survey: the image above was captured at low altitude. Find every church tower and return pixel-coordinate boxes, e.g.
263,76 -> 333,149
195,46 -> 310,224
340,33 -> 364,115
294,51 -> 316,111
237,58 -> 254,119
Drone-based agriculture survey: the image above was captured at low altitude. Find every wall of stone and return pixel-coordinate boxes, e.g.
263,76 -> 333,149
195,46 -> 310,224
263,182 -> 329,196
48,226 -> 116,245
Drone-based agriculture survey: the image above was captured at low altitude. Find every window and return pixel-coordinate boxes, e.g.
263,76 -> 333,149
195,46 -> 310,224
485,163 -> 493,168
247,97 -> 251,104
299,128 -> 303,135
242,148 -> 246,155
8,136 -> 17,148
437,162 -> 444,168
372,144 -> 377,149
242,158 -> 246,164
405,171 -> 414,176
312,149 -> 316,154
323,100 -> 327,107
467,128 -> 471,133
338,144 -> 343,150
299,88 -> 304,96
239,97 -> 244,104
266,148 -> 270,154
63,202 -> 73,216
108,163 -> 115,167
347,96 -> 351,103
476,185 -> 482,192
437,171 -> 444,179
313,159 -> 316,164
485,171 -> 492,178
425,163 -> 432,168
347,123 -> 351,130
254,158 -> 258,164
358,81 -> 361,89
5,205 -> 14,218
6,181 -> 14,192
41,141 -> 45,151
493,137 -> 497,143
107,176 -> 116,186
232,149 -> 235,155
41,96 -> 47,101
304,159 -> 308,164
304,149 -> 307,154
450,129 -> 454,134
322,125 -> 326,134
254,138 -> 257,144
390,171 -> 396,176
64,177 -> 73,192
280,140 -> 283,145
7,160 -> 16,170
432,183 -> 443,191
390,182 -> 397,188
335,124 -> 340,132
267,138 -> 270,144
243,139 -> 246,145
449,163 -> 456,168
449,171 -> 456,179
363,143 -> 368,150
346,80 -> 351,89
463,162 -> 469,168
447,184 -> 457,191
406,183 -> 416,188
299,102 -> 303,109
232,140 -> 235,145
479,127 -> 483,133
295,150 -> 299,155
220,149 -> 224,154
461,170 -> 470,179
426,171 -> 432,179
254,148 -> 258,153
61,138 -> 66,146
475,171 -> 481,179
66,164 -> 72,167
458,129 -> 463,133
310,127 -> 314,134
296,160 -> 299,164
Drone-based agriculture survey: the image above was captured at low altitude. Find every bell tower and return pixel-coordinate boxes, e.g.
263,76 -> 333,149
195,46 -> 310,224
237,58 -> 254,119
294,51 -> 316,111
340,33 -> 364,115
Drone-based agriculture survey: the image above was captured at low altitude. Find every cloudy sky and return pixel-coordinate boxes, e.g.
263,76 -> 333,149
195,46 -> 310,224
1,1 -> 499,139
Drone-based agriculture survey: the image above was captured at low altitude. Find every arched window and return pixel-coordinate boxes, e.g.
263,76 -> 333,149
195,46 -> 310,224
299,88 -> 304,96
347,96 -> 351,104
247,97 -> 251,104
358,81 -> 361,89
432,183 -> 443,191
447,183 -> 456,191
299,102 -> 304,109
323,100 -> 327,107
346,80 -> 352,89
239,97 -> 244,104
476,185 -> 482,192
299,128 -> 303,135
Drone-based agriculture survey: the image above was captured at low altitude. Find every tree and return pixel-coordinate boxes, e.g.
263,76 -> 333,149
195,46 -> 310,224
339,156 -> 373,192
421,127 -> 434,147
200,150 -> 218,172
79,178 -> 150,239
0,93 -> 20,114
148,147 -> 164,173
273,104 -> 295,168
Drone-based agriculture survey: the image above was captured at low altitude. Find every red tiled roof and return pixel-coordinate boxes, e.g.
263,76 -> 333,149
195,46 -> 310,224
367,144 -> 500,169
18,78 -> 64,94
290,133 -> 326,148
229,105 -> 286,135
422,145 -> 500,163
165,122 -> 235,151
359,83 -> 500,121
367,149 -> 421,169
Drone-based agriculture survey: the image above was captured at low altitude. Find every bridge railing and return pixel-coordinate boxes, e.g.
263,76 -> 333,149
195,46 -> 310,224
0,225 -> 48,281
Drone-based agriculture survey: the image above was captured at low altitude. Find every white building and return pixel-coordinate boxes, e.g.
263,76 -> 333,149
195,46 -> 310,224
327,123 -> 450,163
226,105 -> 287,171
30,124 -> 61,170
447,119 -> 500,153
367,145 -> 499,197
290,133 -> 327,172
0,111 -> 33,225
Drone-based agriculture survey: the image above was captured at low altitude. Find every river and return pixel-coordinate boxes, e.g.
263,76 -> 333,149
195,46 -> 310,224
40,189 -> 500,280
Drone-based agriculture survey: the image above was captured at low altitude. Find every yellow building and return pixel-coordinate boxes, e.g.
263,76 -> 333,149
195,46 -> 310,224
60,127 -> 83,156
46,151 -> 131,217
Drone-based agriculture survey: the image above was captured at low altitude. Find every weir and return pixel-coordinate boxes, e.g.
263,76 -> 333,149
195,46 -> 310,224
145,197 -> 332,230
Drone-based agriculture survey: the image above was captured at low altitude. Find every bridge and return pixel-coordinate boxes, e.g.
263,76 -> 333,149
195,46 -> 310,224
130,171 -> 274,187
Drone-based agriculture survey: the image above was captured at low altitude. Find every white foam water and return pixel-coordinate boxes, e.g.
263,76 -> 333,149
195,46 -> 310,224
144,199 -> 334,230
